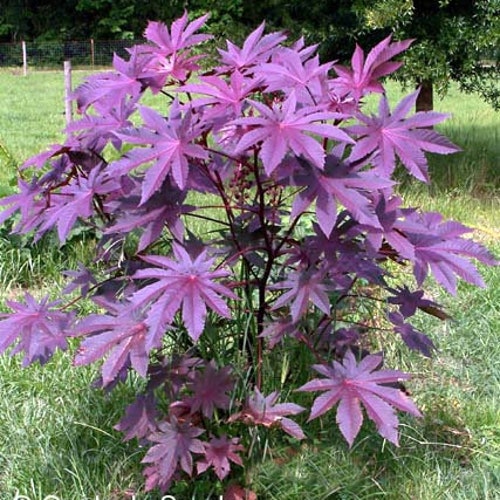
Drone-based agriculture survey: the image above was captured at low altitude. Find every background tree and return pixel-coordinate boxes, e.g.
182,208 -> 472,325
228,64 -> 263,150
0,0 -> 181,40
0,0 -> 245,41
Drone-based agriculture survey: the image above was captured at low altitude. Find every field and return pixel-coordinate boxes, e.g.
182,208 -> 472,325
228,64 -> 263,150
0,70 -> 498,499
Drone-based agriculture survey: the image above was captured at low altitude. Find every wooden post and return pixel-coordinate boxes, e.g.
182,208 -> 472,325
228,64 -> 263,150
90,38 -> 95,67
22,41 -> 27,76
416,80 -> 434,112
64,60 -> 73,125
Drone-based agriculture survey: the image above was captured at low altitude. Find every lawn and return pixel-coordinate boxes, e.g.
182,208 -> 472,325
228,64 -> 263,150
0,70 -> 498,499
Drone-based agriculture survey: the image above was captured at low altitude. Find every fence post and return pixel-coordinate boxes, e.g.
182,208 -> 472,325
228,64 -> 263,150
90,38 -> 95,67
22,41 -> 27,76
64,60 -> 73,125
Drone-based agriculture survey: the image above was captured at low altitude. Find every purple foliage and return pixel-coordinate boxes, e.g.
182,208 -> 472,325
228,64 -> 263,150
0,294 -> 72,366
332,36 -> 413,101
142,417 -> 205,491
197,435 -> 244,480
131,243 -> 237,343
232,94 -> 353,174
298,351 -> 422,446
388,312 -> 435,357
185,361 -> 234,418
387,285 -> 441,319
348,91 -> 459,181
0,11 -> 496,493
111,102 -> 208,196
230,388 -> 305,440
73,300 -> 152,385
114,393 -> 159,441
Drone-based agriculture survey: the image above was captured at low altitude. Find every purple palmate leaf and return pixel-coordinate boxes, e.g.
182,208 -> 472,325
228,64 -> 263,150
396,211 -> 498,294
0,177 -> 43,228
255,47 -> 332,104
217,21 -> 286,71
114,393 -> 159,441
332,36 -> 413,101
355,193 -> 416,260
197,435 -> 244,480
72,49 -> 148,113
37,166 -> 120,243
349,91 -> 460,181
271,267 -> 331,323
185,362 -> 234,418
132,243 -> 237,344
147,353 -> 202,393
144,12 -> 211,56
387,312 -> 435,357
73,301 -> 154,386
232,94 -> 353,174
142,416 -> 205,492
387,285 -> 442,319
230,388 -> 305,439
0,294 -> 72,366
286,154 -> 390,236
112,101 -> 208,198
105,175 -> 191,250
66,93 -> 138,151
140,13 -> 211,88
298,350 -> 421,446
178,70 -> 262,124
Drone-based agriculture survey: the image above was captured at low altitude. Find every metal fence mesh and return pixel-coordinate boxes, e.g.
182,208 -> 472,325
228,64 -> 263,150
0,39 -> 142,69
0,42 -> 22,67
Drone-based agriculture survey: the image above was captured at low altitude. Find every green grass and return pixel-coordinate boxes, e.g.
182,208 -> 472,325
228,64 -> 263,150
0,351 -> 149,499
0,70 -> 498,498
0,72 -> 63,185
0,71 -> 70,196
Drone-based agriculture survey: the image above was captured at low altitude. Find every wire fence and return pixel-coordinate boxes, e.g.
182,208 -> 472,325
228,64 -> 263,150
0,39 -> 142,70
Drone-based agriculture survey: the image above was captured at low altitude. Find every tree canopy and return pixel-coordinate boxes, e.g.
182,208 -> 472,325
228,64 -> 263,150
0,0 -> 247,41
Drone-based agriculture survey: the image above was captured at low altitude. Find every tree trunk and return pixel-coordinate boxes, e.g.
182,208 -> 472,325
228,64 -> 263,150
416,80 -> 434,112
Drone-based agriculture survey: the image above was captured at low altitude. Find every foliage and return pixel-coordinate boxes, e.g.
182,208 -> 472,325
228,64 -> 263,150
358,0 -> 500,109
0,0 -> 244,42
0,12 -> 497,495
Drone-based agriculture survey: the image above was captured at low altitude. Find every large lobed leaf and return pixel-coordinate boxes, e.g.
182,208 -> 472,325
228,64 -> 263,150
131,243 -> 237,344
299,350 -> 421,446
